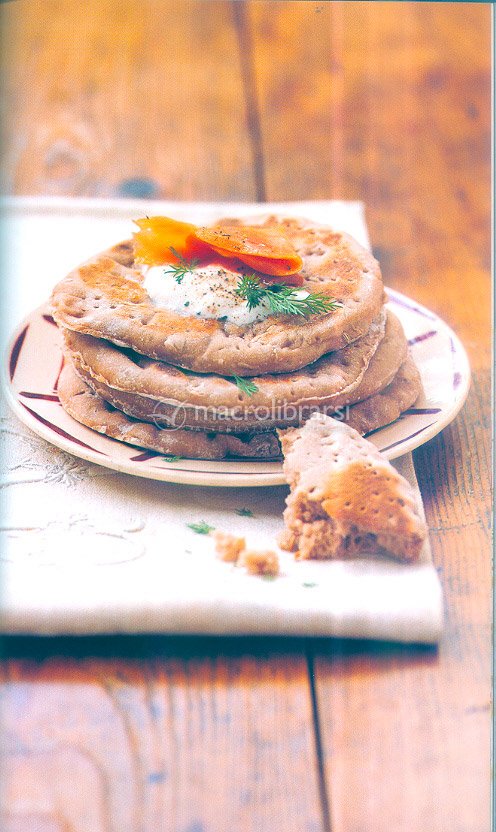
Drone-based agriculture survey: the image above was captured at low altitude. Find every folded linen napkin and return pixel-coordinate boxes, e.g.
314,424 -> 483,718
0,198 -> 443,642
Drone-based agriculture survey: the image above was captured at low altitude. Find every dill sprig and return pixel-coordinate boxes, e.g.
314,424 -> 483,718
187,520 -> 215,535
232,375 -> 259,397
163,247 -> 199,284
236,274 -> 341,317
235,274 -> 268,310
235,507 -> 254,517
264,286 -> 341,316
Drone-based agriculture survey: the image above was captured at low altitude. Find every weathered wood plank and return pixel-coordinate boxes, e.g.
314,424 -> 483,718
312,373 -> 491,832
1,638 -> 324,832
0,2 -> 325,830
250,2 -> 491,830
251,1 -> 491,364
1,0 -> 255,200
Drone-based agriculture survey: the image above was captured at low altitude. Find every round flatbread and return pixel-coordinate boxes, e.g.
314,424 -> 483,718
57,363 -> 282,460
334,353 -> 421,436
65,310 -> 406,433
51,216 -> 384,376
58,355 -> 421,461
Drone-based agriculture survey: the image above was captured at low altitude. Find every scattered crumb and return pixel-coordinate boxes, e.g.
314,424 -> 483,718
238,548 -> 280,576
214,530 -> 246,563
278,527 -> 297,552
212,527 -> 280,579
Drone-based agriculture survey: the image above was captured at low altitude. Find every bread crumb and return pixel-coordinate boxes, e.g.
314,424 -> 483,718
214,530 -> 280,577
239,549 -> 280,576
278,527 -> 298,552
214,531 -> 246,563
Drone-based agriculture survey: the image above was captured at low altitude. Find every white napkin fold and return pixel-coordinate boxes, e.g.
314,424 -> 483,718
0,198 -> 443,642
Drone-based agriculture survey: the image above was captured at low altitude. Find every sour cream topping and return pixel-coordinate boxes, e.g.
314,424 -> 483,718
142,264 -> 308,327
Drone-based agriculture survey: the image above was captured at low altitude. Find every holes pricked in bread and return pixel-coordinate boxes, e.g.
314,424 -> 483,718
68,308 -> 85,319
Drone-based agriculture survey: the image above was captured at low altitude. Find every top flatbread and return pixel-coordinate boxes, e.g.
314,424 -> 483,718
50,216 -> 384,376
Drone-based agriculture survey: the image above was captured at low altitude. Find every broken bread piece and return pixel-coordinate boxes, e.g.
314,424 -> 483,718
214,531 -> 246,563
278,414 -> 427,562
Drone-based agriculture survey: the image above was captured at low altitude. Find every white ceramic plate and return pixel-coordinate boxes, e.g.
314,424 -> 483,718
3,290 -> 470,487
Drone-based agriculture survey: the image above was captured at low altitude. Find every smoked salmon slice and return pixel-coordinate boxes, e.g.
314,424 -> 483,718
133,216 -> 304,283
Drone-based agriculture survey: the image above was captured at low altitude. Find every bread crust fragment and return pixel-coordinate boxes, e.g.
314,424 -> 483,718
278,414 -> 427,562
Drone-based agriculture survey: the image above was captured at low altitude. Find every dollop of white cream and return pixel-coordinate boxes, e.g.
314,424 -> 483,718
143,264 -> 274,326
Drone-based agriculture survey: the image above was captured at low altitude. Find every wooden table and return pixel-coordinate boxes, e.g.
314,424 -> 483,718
1,2 -> 491,830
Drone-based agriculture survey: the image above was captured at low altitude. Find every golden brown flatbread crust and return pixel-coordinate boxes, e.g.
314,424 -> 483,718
335,353 -> 421,436
58,355 -> 421,460
51,216 -> 384,376
57,363 -> 281,460
278,414 -> 427,561
63,311 -> 413,433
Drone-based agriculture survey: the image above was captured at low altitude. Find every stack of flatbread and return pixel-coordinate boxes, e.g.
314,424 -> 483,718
51,216 -> 422,460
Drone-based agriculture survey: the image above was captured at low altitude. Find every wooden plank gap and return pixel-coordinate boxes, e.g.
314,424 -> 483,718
306,648 -> 332,832
231,0 -> 267,201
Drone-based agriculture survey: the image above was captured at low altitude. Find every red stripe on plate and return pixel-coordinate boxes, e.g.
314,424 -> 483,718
53,355 -> 65,391
130,450 -> 162,462
402,407 -> 441,415
20,402 -> 108,456
151,462 -> 281,473
378,422 -> 436,454
19,391 -> 60,402
9,325 -> 29,381
42,314 -> 57,326
407,330 -> 437,346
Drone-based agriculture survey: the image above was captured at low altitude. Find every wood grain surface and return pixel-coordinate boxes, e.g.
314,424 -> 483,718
0,2 -> 491,831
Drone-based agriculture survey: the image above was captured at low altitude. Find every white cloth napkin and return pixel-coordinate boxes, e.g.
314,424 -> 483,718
0,198 -> 443,642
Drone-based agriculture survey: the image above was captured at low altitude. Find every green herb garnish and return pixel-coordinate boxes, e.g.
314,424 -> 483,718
236,507 -> 254,517
162,455 -> 182,463
265,285 -> 340,316
187,520 -> 215,535
163,247 -> 199,284
235,274 -> 268,310
236,274 -> 341,317
232,375 -> 259,397
302,581 -> 318,588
